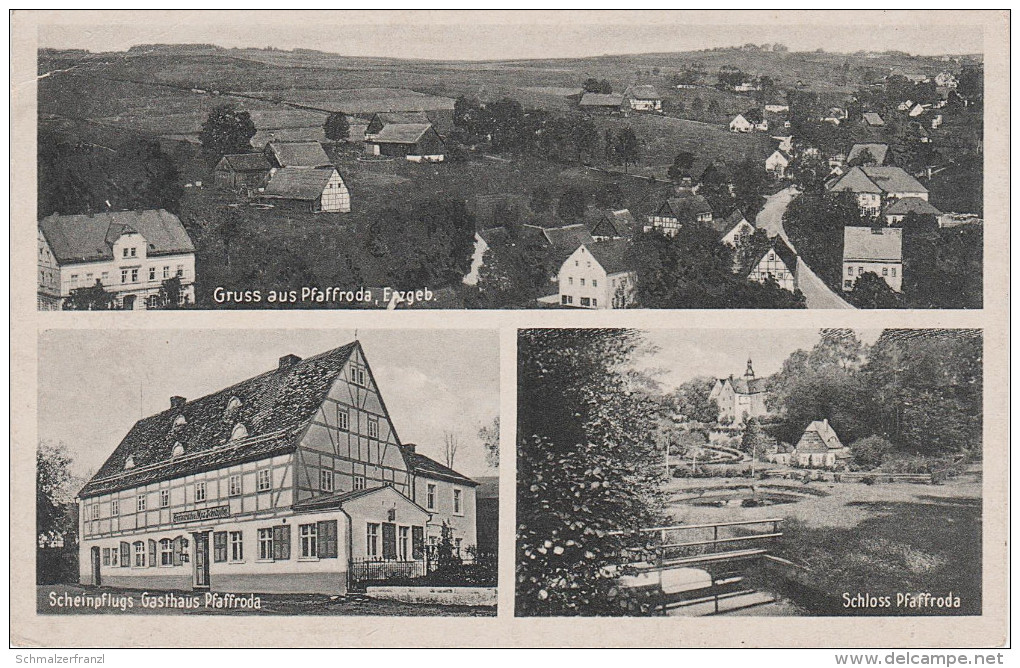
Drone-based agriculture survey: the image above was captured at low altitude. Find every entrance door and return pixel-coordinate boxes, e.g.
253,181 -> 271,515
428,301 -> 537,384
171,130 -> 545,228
193,532 -> 210,589
90,546 -> 102,586
122,294 -> 137,310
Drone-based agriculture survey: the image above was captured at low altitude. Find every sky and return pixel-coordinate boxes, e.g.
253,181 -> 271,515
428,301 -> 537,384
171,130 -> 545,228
635,328 -> 883,392
37,329 -> 499,481
37,13 -> 983,59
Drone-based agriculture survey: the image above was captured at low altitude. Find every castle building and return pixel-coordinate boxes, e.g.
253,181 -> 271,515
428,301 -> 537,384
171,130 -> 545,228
708,358 -> 770,425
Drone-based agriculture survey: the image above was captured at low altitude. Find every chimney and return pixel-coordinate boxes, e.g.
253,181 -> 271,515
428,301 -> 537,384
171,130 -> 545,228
170,396 -> 186,409
279,354 -> 302,370
403,443 -> 416,454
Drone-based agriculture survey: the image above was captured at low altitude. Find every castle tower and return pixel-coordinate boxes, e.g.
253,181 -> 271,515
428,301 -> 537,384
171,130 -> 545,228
744,357 -> 755,379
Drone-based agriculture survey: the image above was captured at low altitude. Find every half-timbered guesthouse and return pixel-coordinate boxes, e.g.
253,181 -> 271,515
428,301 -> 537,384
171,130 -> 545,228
76,341 -> 478,595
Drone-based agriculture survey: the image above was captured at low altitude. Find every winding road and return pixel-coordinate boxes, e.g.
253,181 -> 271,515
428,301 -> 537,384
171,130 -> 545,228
755,187 -> 854,310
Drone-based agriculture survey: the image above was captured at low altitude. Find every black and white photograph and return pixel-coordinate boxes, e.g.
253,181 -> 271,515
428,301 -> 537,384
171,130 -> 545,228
37,329 -> 499,616
35,18 -> 983,310
516,328 -> 982,616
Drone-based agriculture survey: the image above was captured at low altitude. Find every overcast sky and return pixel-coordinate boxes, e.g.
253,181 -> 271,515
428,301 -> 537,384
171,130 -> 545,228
37,13 -> 983,59
38,329 -> 499,481
636,329 -> 883,391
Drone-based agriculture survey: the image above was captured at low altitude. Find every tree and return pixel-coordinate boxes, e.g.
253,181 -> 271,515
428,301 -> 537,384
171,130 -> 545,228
517,329 -> 664,616
323,112 -> 350,142
582,78 -> 612,94
37,441 -> 76,546
215,206 -> 247,267
530,186 -> 553,214
741,417 -> 765,455
671,377 -> 719,424
198,104 -> 256,155
850,435 -> 893,470
571,118 -> 599,165
593,182 -> 625,209
614,127 -> 640,174
479,417 -> 500,469
63,279 -> 116,311
667,151 -> 696,183
469,230 -> 552,308
443,431 -> 460,468
155,275 -> 185,309
557,187 -> 588,222
732,158 -> 768,219
847,147 -> 877,167
848,272 -> 903,309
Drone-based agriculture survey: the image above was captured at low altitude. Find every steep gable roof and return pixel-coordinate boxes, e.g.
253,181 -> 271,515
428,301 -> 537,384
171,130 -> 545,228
263,167 -> 339,201
401,447 -> 478,486
863,112 -> 885,126
847,143 -> 890,166
859,166 -> 927,194
625,85 -> 661,100
661,193 -> 713,221
843,226 -> 903,262
882,197 -> 942,218
798,419 -> 844,451
265,141 -> 331,168
590,209 -> 638,238
586,239 -> 633,275
39,210 -> 195,265
79,342 -> 358,498
731,375 -> 769,394
541,223 -> 595,250
579,93 -> 624,107
370,111 -> 431,127
369,123 -> 434,144
713,209 -> 751,236
749,235 -> 797,276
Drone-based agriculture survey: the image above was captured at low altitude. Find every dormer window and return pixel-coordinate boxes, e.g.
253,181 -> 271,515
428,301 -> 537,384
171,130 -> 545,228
173,415 -> 187,429
230,423 -> 249,441
171,442 -> 185,458
225,396 -> 242,414
124,456 -> 135,470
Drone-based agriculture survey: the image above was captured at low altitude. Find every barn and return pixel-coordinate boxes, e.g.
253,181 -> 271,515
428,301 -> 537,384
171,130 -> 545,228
364,124 -> 446,162
262,168 -> 351,213
213,154 -> 271,192
364,112 -> 432,139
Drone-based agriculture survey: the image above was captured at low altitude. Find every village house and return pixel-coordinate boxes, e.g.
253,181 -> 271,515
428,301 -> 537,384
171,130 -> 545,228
364,123 -> 446,162
765,149 -> 792,178
934,71 -> 959,88
715,209 -> 755,247
213,153 -> 271,192
76,341 -> 478,595
557,240 -> 637,309
764,101 -> 789,113
577,93 -> 624,113
589,209 -> 638,241
794,419 -> 849,468
261,167 -> 351,213
729,111 -> 767,133
827,166 -> 929,217
881,197 -> 943,226
862,111 -> 885,127
622,85 -> 662,112
846,143 -> 890,167
38,209 -> 196,311
708,359 -> 770,425
842,226 -> 904,292
746,235 -> 798,292
364,112 -> 432,140
263,141 -> 332,169
771,135 -> 794,153
645,193 -> 713,237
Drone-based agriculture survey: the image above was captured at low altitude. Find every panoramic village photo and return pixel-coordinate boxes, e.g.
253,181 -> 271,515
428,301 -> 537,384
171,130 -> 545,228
36,22 -> 983,310
516,328 -> 982,616
37,329 -> 499,616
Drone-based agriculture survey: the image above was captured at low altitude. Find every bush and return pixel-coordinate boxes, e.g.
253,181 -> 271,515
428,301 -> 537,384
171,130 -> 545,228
850,435 -> 894,470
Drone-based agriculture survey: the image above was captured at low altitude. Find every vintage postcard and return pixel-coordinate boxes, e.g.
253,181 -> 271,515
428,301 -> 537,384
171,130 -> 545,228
10,9 -> 1009,650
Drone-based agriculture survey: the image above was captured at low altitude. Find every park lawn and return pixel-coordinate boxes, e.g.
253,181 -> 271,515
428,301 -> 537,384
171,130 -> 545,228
37,584 -> 495,617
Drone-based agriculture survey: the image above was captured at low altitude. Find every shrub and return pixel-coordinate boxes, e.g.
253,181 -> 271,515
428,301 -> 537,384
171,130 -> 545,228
850,435 -> 895,470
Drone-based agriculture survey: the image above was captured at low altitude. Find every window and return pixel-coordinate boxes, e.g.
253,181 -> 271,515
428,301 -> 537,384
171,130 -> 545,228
426,483 -> 436,510
258,528 -> 274,560
580,278 -> 585,286
111,500 -> 119,517
101,271 -> 109,284
580,297 -> 591,307
163,266 -> 169,279
892,268 -> 897,277
229,475 -> 242,497
337,407 -> 349,431
133,541 -> 146,567
399,526 -> 410,561
149,267 -> 156,281
195,481 -> 207,502
102,548 -> 110,566
131,268 -> 139,283
354,475 -> 366,491
121,269 -> 128,284
160,489 -> 170,508
171,442 -> 184,457
882,267 -> 889,276
257,469 -> 272,492
453,488 -> 463,516
136,494 -> 146,512
214,532 -> 228,563
230,423 -> 248,441
110,547 -> 118,567
300,524 -> 318,558
367,418 -> 379,439
844,280 -> 853,289
352,366 -> 366,387
366,523 -> 380,558
319,468 -> 334,492
592,298 -> 597,307
123,248 -> 129,258
130,247 -> 137,258
230,531 -> 243,562
176,265 -> 184,277
568,277 -> 573,285
90,504 -> 100,521
160,538 -> 173,566
848,266 -> 854,276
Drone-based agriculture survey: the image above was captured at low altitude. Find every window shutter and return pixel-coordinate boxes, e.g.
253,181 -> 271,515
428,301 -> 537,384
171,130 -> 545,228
213,531 -> 227,563
382,522 -> 397,560
274,525 -> 291,560
148,539 -> 157,567
120,541 -> 130,567
173,536 -> 183,566
318,520 -> 338,559
412,526 -> 424,560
